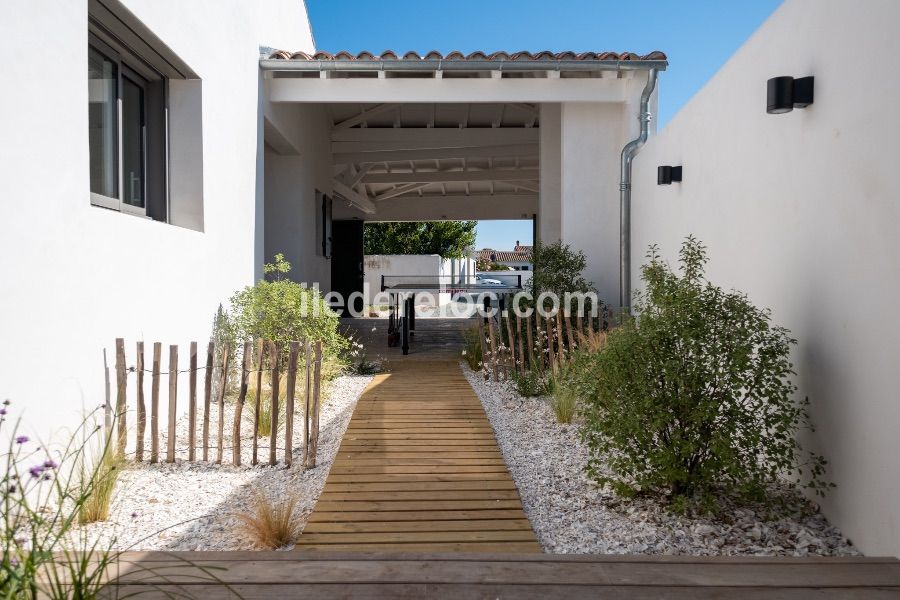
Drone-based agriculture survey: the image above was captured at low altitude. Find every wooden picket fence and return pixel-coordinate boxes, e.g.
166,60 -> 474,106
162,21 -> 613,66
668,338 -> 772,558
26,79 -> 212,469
477,304 -> 608,382
105,338 -> 324,468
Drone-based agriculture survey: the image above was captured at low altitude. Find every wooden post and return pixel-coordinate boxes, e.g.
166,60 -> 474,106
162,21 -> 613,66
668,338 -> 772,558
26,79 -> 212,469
486,314 -> 499,382
188,342 -> 198,462
301,341 -> 312,467
103,349 -> 112,442
525,315 -> 535,373
114,338 -> 127,458
515,316 -> 526,376
477,313 -> 489,381
545,314 -> 558,375
202,342 -> 213,462
554,311 -> 566,366
150,343 -> 161,464
268,341 -> 280,466
564,311 -> 577,356
166,345 -> 178,463
251,339 -> 265,466
215,342 -> 230,464
504,312 -> 517,379
307,341 -> 323,468
284,341 -> 300,467
232,341 -> 251,467
135,342 -> 146,462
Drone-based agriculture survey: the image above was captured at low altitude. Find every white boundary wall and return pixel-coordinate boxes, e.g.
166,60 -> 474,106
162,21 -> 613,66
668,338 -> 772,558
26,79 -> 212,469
631,0 -> 900,556
0,1 -> 313,437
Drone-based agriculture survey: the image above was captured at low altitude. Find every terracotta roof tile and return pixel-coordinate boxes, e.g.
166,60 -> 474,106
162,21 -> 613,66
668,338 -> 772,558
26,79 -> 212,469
478,249 -> 533,262
267,49 -> 667,62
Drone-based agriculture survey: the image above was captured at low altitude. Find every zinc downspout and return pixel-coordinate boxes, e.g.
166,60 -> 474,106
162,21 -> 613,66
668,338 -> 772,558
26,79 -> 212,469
619,68 -> 658,314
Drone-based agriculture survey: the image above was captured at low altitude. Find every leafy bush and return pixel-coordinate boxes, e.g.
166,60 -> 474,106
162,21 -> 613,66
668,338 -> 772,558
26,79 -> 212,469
460,324 -> 483,371
226,254 -> 347,377
511,369 -> 546,398
579,237 -> 830,508
528,241 -> 599,314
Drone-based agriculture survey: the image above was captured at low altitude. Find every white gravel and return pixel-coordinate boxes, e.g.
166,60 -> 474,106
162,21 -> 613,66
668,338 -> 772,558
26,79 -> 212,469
461,363 -> 858,556
71,373 -> 372,551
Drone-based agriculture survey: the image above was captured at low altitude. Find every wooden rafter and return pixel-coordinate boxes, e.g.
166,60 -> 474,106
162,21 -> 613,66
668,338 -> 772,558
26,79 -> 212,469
332,179 -> 376,214
332,104 -> 398,131
334,143 -> 538,165
373,183 -> 430,201
361,168 -> 539,185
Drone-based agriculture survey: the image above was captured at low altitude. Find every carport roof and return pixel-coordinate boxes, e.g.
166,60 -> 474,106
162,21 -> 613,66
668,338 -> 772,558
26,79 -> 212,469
261,49 -> 667,72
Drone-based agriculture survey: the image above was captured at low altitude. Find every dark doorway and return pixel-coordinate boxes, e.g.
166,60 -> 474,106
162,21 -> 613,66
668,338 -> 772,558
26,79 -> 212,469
331,220 -> 364,317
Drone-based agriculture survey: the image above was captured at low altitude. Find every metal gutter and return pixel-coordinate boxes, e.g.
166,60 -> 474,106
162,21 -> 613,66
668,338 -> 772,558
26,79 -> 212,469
619,68 -> 659,314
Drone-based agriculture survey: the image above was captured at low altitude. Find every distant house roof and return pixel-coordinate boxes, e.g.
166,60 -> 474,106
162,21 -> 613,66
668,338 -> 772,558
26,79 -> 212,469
478,248 -> 532,263
514,244 -> 533,253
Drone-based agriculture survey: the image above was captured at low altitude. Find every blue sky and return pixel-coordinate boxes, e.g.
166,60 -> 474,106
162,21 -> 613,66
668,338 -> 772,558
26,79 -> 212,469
307,0 -> 782,250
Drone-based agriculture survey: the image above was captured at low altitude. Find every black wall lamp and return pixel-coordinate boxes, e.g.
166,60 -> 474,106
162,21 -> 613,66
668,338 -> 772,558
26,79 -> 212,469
767,76 -> 814,114
657,165 -> 682,185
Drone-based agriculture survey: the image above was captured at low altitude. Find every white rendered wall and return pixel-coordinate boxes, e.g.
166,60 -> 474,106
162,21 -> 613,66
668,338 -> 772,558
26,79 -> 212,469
0,1 -> 313,437
631,0 -> 900,556
364,255 -> 443,306
264,104 -> 333,290
559,102 -> 626,306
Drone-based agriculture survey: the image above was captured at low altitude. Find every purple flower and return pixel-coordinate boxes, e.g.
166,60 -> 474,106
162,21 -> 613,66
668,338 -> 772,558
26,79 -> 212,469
43,460 -> 58,469
42,474 -> 51,481
29,465 -> 45,478
15,436 -> 28,445
0,408 -> 7,416
131,512 -> 138,519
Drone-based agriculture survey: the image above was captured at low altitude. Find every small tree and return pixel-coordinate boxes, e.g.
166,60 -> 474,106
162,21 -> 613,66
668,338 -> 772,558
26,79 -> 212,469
364,221 -> 476,258
528,241 -> 598,313
579,236 -> 830,509
226,254 -> 347,366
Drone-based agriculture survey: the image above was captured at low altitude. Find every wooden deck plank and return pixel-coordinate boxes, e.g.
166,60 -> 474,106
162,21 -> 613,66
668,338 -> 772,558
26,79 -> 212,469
297,360 -> 540,552
105,549 -> 900,598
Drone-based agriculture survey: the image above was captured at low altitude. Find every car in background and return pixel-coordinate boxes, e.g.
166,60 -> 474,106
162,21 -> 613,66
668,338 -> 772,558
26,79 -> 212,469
475,274 -> 504,286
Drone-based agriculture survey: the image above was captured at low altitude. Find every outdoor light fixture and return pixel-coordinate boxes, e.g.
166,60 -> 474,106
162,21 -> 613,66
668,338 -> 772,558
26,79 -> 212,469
657,165 -> 682,185
767,76 -> 814,114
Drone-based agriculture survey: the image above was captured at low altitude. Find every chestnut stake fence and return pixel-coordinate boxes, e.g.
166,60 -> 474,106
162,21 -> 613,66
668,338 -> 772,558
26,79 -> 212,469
105,338 -> 324,467
478,303 -> 608,381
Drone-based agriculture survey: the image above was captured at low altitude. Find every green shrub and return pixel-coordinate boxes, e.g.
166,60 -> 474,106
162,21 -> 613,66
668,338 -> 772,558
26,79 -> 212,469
579,237 -> 831,508
528,241 -> 600,315
512,369 -> 546,398
460,324 -> 483,371
226,254 -> 348,378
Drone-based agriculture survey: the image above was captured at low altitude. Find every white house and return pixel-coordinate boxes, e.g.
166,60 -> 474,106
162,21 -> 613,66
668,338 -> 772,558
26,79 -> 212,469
0,0 -> 899,557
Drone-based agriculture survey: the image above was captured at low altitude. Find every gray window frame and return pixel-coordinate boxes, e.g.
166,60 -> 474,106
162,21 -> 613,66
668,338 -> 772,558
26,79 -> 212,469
88,31 -> 163,218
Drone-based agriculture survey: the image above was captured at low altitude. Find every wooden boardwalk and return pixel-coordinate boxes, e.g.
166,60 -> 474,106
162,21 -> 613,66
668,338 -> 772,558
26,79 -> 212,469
110,552 -> 900,598
295,359 -> 540,553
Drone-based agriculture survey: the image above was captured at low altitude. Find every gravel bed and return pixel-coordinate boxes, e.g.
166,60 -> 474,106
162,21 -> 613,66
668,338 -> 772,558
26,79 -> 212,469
461,363 -> 858,556
70,373 -> 372,551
